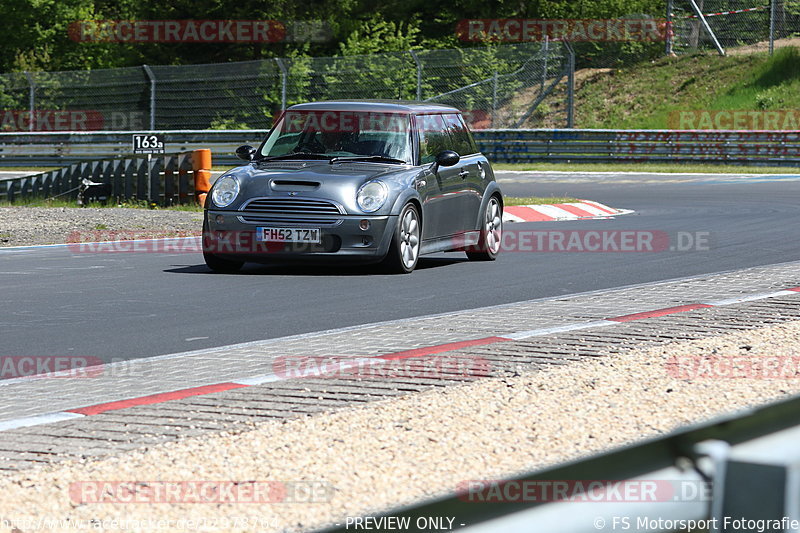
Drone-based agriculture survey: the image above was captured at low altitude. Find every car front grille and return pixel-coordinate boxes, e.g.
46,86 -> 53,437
239,197 -> 343,225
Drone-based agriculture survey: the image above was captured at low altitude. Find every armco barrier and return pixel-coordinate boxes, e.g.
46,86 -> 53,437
0,150 -> 210,205
0,130 -> 263,167
319,393 -> 800,533
474,129 -> 800,167
0,129 -> 799,168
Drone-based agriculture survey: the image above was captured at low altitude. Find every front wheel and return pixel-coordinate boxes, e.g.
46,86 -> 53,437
381,203 -> 421,274
467,196 -> 502,261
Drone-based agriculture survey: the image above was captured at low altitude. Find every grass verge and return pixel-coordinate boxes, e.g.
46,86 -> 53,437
0,198 -> 203,211
493,162 -> 799,174
575,46 -> 800,129
504,196 -> 580,206
0,167 -> 59,172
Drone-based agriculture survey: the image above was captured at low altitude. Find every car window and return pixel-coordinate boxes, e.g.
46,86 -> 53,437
443,113 -> 478,156
259,110 -> 413,163
417,114 -> 452,165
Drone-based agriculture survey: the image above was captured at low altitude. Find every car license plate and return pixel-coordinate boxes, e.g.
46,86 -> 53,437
256,227 -> 321,243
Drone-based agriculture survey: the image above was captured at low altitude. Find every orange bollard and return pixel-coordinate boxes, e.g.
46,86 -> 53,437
192,149 -> 212,205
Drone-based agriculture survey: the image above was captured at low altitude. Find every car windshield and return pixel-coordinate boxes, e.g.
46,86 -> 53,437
259,110 -> 413,163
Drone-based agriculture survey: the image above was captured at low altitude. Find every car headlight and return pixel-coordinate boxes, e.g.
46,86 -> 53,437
211,175 -> 240,208
356,180 -> 388,213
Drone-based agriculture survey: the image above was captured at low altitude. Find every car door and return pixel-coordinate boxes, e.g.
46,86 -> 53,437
415,113 -> 469,240
442,113 -> 485,232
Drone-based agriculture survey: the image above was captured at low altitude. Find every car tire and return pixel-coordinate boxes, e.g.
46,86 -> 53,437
466,195 -> 502,262
202,221 -> 244,273
381,203 -> 421,274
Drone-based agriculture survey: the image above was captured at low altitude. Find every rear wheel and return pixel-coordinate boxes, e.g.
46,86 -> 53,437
381,203 -> 421,274
202,221 -> 244,273
467,196 -> 502,261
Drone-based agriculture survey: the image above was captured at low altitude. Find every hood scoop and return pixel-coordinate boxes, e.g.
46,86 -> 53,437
256,161 -> 310,169
270,179 -> 321,192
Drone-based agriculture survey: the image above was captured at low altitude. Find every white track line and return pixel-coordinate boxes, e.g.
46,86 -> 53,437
0,412 -> 84,432
702,290 -> 799,307
503,320 -> 618,340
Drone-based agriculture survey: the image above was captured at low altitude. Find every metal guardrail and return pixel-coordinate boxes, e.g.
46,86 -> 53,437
0,152 -> 206,205
319,393 -> 800,532
0,129 -> 799,168
475,129 -> 800,167
0,130 -> 264,167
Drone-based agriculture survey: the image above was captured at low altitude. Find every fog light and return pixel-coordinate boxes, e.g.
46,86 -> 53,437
215,215 -> 225,224
359,219 -> 370,231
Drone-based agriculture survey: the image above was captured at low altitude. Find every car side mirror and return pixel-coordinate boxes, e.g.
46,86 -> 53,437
236,145 -> 256,161
436,150 -> 460,167
431,150 -> 460,174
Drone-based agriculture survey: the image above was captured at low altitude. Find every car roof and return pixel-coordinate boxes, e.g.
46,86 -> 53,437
287,100 -> 461,115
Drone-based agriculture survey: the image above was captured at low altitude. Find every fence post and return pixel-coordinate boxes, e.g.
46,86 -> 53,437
769,0 -> 777,55
24,72 -> 35,132
541,37 -> 549,92
566,42 -> 575,129
142,65 -> 156,130
148,154 -> 161,205
665,0 -> 674,56
409,50 -> 422,101
274,58 -> 288,110
491,71 -> 498,128
688,0 -> 726,55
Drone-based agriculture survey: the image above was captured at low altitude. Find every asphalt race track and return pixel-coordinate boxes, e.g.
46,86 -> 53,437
2,173 -> 799,365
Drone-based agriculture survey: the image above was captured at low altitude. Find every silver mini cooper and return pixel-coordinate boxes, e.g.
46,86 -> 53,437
203,100 -> 503,274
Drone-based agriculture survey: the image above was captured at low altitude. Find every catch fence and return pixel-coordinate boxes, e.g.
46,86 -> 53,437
0,42 -> 572,133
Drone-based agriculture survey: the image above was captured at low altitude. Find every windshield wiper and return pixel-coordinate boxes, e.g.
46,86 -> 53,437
329,156 -> 408,165
259,153 -> 333,162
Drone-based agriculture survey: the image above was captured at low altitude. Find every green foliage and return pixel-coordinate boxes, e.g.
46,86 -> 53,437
0,0 -> 669,73
574,47 -> 800,129
752,46 -> 800,87
420,44 -> 526,108
505,196 -> 580,205
208,117 -> 251,129
339,15 -> 422,55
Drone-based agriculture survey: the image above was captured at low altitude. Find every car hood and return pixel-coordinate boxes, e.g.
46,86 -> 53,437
220,161 -> 420,214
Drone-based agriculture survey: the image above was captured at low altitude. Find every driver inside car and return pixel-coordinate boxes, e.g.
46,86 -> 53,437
294,129 -> 358,154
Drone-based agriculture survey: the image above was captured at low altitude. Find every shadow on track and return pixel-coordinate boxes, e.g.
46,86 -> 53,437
164,256 -> 469,276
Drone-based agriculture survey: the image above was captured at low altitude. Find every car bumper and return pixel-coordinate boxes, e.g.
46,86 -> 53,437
204,210 -> 396,264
